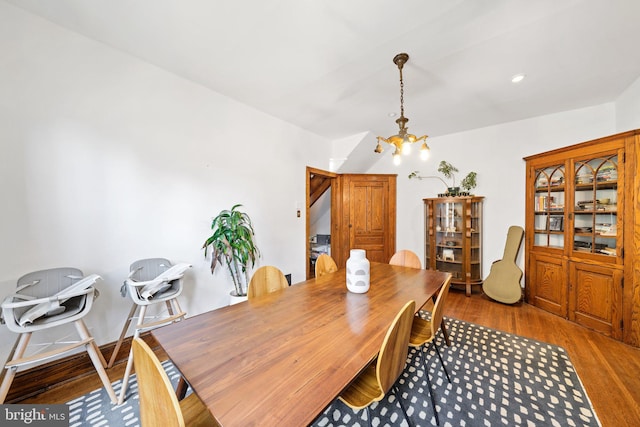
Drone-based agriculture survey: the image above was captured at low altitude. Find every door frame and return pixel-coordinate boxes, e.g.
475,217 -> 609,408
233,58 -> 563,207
306,167 -> 337,279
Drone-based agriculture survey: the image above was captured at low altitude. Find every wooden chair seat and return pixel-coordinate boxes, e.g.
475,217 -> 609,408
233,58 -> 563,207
410,317 -> 434,344
337,362 -> 382,409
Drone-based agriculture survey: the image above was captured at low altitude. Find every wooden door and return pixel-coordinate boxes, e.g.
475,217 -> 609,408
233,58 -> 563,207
349,178 -> 388,262
569,262 -> 623,339
332,174 -> 396,267
528,252 -> 567,317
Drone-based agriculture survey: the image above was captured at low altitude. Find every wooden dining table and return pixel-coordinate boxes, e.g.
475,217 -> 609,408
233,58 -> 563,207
152,262 -> 450,427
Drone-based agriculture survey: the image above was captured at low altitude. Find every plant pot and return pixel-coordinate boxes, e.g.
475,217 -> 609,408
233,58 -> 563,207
447,187 -> 460,196
229,291 -> 248,305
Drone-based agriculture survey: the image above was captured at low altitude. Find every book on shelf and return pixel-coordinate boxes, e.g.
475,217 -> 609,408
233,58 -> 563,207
535,195 -> 549,211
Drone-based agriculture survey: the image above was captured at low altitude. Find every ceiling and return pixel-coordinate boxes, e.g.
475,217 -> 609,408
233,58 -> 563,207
6,0 -> 640,142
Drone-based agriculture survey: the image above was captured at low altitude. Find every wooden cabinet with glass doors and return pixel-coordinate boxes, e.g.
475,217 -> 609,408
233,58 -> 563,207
524,129 -> 640,347
424,196 -> 483,296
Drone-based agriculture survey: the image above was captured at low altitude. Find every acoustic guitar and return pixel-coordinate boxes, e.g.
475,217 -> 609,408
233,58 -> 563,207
482,225 -> 525,304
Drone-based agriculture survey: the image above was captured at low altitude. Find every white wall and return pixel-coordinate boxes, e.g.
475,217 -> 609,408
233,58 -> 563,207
309,189 -> 331,237
616,76 -> 640,132
367,103 -> 617,279
0,3 -> 330,364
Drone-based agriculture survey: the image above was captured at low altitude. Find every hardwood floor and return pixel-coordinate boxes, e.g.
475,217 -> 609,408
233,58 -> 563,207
17,289 -> 640,426
443,288 -> 640,427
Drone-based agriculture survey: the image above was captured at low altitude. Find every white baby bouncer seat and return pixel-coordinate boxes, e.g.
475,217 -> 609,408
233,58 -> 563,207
0,267 -> 117,404
108,258 -> 190,404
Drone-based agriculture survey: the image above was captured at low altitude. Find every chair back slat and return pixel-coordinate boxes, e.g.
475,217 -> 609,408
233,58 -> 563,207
377,300 -> 415,393
132,338 -> 185,427
315,254 -> 338,278
248,266 -> 289,299
389,250 -> 422,269
430,277 -> 452,337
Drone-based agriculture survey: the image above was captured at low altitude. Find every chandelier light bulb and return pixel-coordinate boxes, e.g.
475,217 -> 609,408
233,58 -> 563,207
393,151 -> 402,165
420,142 -> 430,161
402,138 -> 412,155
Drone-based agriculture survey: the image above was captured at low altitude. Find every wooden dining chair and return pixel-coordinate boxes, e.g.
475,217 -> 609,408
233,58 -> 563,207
131,338 -> 219,427
314,253 -> 338,278
389,249 -> 422,269
338,300 -> 415,427
247,266 -> 289,299
409,276 -> 452,425
390,249 -> 451,346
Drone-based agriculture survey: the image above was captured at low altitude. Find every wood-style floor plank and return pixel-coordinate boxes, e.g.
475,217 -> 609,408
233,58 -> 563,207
18,290 -> 640,426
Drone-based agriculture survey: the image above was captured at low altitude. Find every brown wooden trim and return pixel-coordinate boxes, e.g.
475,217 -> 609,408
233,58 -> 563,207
306,166 -> 337,279
523,129 -> 634,162
3,333 -> 158,403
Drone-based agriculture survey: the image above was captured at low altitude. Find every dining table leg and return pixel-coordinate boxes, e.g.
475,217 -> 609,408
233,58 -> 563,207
175,376 -> 188,400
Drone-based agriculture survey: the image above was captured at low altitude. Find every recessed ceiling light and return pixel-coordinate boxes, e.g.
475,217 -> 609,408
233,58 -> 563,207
511,73 -> 526,83
388,112 -> 397,117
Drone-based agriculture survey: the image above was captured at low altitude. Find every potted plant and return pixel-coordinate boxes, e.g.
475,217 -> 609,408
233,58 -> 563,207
410,162 -> 477,196
437,161 -> 460,195
408,170 -> 449,192
202,204 -> 260,299
460,171 -> 477,194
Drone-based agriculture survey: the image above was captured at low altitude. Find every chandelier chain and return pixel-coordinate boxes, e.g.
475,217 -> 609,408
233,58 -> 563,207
374,52 -> 429,164
399,66 -> 404,118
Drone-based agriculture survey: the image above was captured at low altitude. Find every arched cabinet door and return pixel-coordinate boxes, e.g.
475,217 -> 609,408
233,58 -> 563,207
524,129 -> 639,346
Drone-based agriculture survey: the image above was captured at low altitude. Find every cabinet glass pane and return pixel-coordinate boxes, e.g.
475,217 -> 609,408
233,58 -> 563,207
470,200 -> 482,281
573,155 -> 618,257
534,165 -> 565,248
435,201 -> 463,280
424,203 -> 432,266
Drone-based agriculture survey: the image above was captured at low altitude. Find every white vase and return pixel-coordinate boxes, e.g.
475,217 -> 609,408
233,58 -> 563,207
346,249 -> 370,293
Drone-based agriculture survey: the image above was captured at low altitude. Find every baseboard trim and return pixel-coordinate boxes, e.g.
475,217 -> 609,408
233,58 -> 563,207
3,333 -> 158,403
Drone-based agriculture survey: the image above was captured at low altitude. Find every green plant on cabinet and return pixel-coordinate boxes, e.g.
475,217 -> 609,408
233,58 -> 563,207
409,161 -> 477,196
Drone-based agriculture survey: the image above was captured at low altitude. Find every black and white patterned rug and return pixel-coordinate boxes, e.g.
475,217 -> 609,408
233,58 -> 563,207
66,317 -> 601,426
66,360 -> 181,427
311,316 -> 601,427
